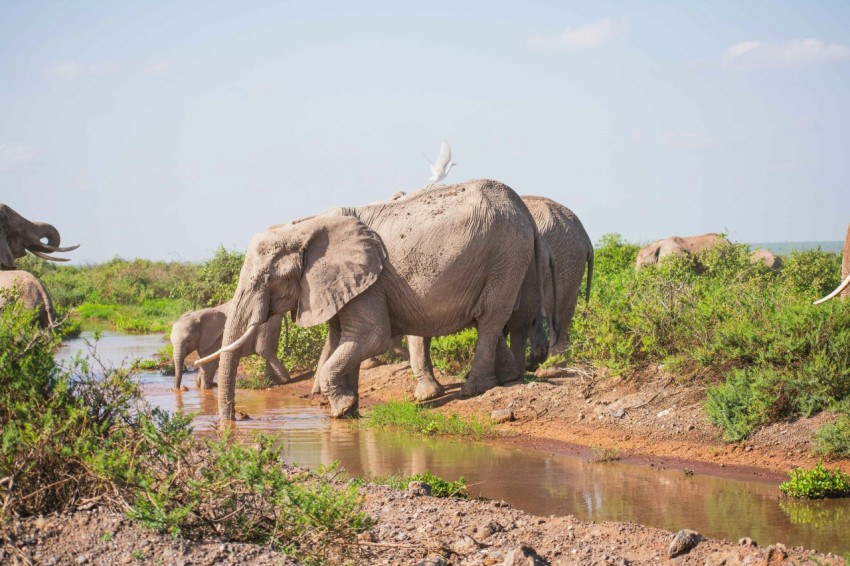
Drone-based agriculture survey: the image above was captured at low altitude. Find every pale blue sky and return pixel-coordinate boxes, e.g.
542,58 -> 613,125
2,1 -> 849,263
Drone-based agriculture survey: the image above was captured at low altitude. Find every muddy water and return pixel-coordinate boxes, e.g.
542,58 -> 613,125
60,332 -> 850,555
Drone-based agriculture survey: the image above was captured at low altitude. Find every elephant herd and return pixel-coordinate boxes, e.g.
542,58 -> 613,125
2,181 -> 848,424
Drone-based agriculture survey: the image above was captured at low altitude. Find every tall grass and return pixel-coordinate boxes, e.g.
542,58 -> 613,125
365,401 -> 493,438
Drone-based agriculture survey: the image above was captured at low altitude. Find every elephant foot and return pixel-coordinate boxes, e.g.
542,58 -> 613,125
414,379 -> 444,401
361,357 -> 384,370
328,393 -> 359,418
461,375 -> 498,398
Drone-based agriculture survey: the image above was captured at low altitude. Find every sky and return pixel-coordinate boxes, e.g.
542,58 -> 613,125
2,0 -> 850,263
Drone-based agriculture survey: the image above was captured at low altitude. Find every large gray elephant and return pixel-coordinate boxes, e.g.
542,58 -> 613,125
0,270 -> 55,327
198,180 -> 548,421
0,203 -> 78,269
635,233 -> 729,269
524,196 -> 593,366
171,301 -> 289,389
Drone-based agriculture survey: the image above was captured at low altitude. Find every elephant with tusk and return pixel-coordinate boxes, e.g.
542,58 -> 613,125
197,179 -> 549,422
0,203 -> 79,269
171,301 -> 289,389
814,225 -> 850,305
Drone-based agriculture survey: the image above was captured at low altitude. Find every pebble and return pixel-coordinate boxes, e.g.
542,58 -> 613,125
75,554 -> 89,564
491,409 -> 514,424
738,536 -> 757,547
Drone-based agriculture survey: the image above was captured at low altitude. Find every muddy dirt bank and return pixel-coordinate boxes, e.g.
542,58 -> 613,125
4,477 -> 845,565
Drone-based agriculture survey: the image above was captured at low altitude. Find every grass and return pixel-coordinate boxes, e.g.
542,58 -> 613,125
812,415 -> 850,459
590,444 -> 621,463
364,401 -> 493,438
0,301 -> 372,564
779,463 -> 850,499
364,471 -> 469,498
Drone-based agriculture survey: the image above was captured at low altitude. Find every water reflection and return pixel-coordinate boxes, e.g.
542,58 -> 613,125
59,332 -> 850,555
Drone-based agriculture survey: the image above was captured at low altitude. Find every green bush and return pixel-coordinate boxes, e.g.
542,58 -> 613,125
180,246 -> 244,308
366,471 -> 469,498
782,249 -> 842,297
812,415 -> 850,459
0,302 -> 371,563
779,463 -> 850,499
430,328 -> 477,375
364,401 -> 492,438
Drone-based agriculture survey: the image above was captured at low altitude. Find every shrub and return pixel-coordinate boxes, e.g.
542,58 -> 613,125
430,328 -> 477,375
0,303 -> 371,563
366,471 -> 469,498
181,246 -> 244,308
365,401 -> 493,438
782,249 -> 842,298
779,463 -> 850,499
590,445 -> 621,462
812,415 -> 850,459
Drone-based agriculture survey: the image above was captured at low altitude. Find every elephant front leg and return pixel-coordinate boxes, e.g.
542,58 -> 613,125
408,336 -> 444,401
312,317 -> 340,397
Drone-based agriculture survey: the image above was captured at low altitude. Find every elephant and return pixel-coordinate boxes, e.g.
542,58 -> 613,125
0,270 -> 55,327
523,196 -> 593,366
198,179 -> 550,421
635,233 -> 730,269
814,223 -> 850,305
0,203 -> 78,269
170,301 -> 289,389
749,248 -> 783,271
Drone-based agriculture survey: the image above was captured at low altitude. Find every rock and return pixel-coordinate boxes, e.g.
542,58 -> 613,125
416,558 -> 448,566
502,545 -> 546,565
533,366 -> 566,378
474,520 -> 503,540
612,408 -> 626,419
407,481 -> 432,496
656,409 -> 671,418
668,529 -> 703,557
765,543 -> 787,563
357,530 -> 375,542
451,535 -> 479,554
491,409 -> 514,424
75,555 -> 89,565
738,536 -> 757,547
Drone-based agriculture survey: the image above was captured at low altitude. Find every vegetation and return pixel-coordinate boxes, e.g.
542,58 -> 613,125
364,471 -> 469,498
0,302 -> 371,564
590,444 -> 621,463
779,463 -> 850,499
364,401 -> 493,438
812,415 -> 850,459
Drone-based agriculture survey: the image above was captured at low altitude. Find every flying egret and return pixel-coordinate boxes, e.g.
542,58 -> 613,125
422,142 -> 457,184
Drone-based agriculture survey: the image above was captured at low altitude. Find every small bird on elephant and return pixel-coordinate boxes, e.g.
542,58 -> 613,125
422,142 -> 457,185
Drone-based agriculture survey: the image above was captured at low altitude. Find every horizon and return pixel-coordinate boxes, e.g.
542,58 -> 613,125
2,1 -> 849,264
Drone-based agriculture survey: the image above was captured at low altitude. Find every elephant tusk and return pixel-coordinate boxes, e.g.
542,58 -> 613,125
30,250 -> 70,262
193,323 -> 259,366
814,272 -> 850,305
40,243 -> 80,253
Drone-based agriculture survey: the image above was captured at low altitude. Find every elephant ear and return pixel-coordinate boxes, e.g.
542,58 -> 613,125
199,309 -> 228,353
295,215 -> 386,327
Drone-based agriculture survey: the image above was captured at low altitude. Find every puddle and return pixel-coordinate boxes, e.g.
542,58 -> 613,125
59,331 -> 850,555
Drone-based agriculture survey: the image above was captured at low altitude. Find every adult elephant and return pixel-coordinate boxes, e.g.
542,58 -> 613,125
814,224 -> 850,304
524,196 -> 593,366
635,233 -> 729,269
0,270 -> 55,327
171,301 -> 288,389
199,180 -> 547,421
0,203 -> 78,269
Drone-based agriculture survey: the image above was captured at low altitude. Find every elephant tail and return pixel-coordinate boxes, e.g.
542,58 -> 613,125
584,246 -> 594,305
535,233 -> 560,349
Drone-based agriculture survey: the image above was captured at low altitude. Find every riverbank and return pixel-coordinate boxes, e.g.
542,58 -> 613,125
4,470 -> 846,565
288,361 -> 850,481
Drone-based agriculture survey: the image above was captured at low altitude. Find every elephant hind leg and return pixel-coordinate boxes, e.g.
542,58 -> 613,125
461,326 -> 502,397
409,336 -> 443,401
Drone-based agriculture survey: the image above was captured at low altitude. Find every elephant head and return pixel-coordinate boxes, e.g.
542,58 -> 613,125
196,215 -> 386,422
0,203 -> 79,269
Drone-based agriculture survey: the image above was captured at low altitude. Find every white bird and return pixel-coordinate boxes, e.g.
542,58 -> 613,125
422,142 -> 457,184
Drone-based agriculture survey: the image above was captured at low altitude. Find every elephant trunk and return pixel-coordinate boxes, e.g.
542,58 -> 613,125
173,342 -> 185,389
32,222 -> 61,248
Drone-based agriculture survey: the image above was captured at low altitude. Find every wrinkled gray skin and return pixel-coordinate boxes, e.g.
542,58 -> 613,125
0,203 -> 79,270
210,180 -> 545,421
0,270 -> 55,327
171,301 -> 289,389
749,249 -> 783,271
524,196 -> 593,367
635,233 -> 729,269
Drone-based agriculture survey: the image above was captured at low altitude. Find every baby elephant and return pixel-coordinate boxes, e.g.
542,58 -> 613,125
170,301 -> 289,389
